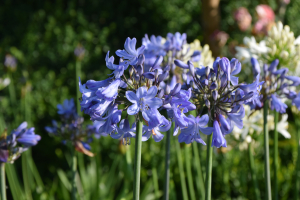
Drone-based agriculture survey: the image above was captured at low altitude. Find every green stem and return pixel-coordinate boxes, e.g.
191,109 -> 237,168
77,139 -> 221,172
7,71 -> 16,105
133,114 -> 143,200
248,142 -> 261,200
263,102 -> 272,200
185,145 -> 196,200
75,60 -> 81,115
175,138 -> 188,200
1,163 -> 6,200
295,119 -> 300,200
192,142 -> 205,199
163,126 -> 171,200
273,111 -> 278,200
205,132 -> 213,200
71,148 -> 77,200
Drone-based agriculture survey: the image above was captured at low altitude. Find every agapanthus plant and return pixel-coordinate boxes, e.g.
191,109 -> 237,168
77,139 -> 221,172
45,98 -> 99,157
0,122 -> 40,163
79,34 -> 204,199
174,56 -> 261,200
249,57 -> 300,113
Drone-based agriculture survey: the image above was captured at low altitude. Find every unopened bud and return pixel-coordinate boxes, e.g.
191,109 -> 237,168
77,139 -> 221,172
205,66 -> 210,77
205,99 -> 210,108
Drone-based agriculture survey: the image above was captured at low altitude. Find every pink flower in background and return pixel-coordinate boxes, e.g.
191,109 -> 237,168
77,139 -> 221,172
256,5 -> 275,22
210,30 -> 229,47
254,5 -> 275,35
234,7 -> 252,31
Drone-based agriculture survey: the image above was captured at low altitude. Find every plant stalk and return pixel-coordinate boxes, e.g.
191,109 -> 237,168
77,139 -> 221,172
75,60 -> 81,115
273,111 -> 278,200
1,162 -> 6,200
192,142 -> 205,199
185,145 -> 196,200
205,132 -> 213,200
175,137 -> 188,200
133,114 -> 143,200
295,119 -> 300,200
163,126 -> 171,200
71,148 -> 77,200
263,102 -> 272,200
248,142 -> 261,200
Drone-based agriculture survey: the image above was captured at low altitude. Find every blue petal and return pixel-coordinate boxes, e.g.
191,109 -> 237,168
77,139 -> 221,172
127,104 -> 139,115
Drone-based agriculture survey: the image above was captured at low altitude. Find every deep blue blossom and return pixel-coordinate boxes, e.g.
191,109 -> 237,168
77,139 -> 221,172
178,115 -> 213,144
248,57 -> 300,113
1,122 -> 40,163
174,57 -> 259,147
110,119 -> 136,145
116,37 -> 145,65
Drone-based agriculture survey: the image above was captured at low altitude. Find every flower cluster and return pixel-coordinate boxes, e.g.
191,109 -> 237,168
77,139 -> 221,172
0,122 -> 41,163
232,105 -> 290,150
236,22 -> 300,76
175,57 -> 260,147
249,57 -> 300,113
45,99 -> 99,156
79,34 -> 208,144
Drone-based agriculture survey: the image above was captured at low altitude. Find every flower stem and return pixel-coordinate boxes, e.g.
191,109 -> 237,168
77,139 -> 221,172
1,162 -> 6,200
185,145 -> 196,200
192,142 -> 205,200
75,60 -> 81,115
295,119 -> 300,200
205,132 -> 213,200
273,111 -> 278,200
175,137 -> 188,200
163,124 -> 172,200
248,142 -> 261,200
263,101 -> 272,200
133,114 -> 143,200
71,148 -> 77,200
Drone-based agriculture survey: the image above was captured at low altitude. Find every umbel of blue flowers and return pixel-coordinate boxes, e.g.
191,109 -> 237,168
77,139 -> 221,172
45,98 -> 101,156
79,35 -> 200,144
142,33 -> 201,91
175,57 -> 260,147
249,57 -> 300,113
0,122 -> 41,163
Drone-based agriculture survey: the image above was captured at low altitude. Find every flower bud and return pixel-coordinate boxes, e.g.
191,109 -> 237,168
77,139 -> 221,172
152,56 -> 163,69
212,90 -> 218,101
166,85 -> 171,95
174,59 -> 189,69
188,61 -> 195,77
137,54 -> 145,65
170,83 -> 181,96
136,65 -> 143,76
251,57 -> 260,77
157,89 -> 164,98
129,66 -> 134,77
205,66 -> 210,77
205,99 -> 210,108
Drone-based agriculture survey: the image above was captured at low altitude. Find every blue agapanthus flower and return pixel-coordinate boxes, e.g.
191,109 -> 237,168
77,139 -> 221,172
0,122 -> 40,163
79,34 -> 200,144
174,57 -> 259,147
248,57 -> 300,113
45,98 -> 102,156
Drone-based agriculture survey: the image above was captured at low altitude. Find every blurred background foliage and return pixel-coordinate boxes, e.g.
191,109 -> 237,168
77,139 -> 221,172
0,0 -> 299,199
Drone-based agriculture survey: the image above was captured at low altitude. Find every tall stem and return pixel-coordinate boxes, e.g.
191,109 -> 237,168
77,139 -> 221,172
71,148 -> 77,200
205,132 -> 213,200
1,163 -> 6,200
248,142 -> 261,200
163,126 -> 171,200
273,111 -> 278,200
133,114 -> 143,200
295,119 -> 300,200
263,102 -> 272,200
185,145 -> 196,200
192,142 -> 205,199
75,60 -> 81,115
175,138 -> 188,200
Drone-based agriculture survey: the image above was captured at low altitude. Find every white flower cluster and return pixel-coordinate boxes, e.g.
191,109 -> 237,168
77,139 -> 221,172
235,22 -> 300,75
233,106 -> 290,150
182,39 -> 214,68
